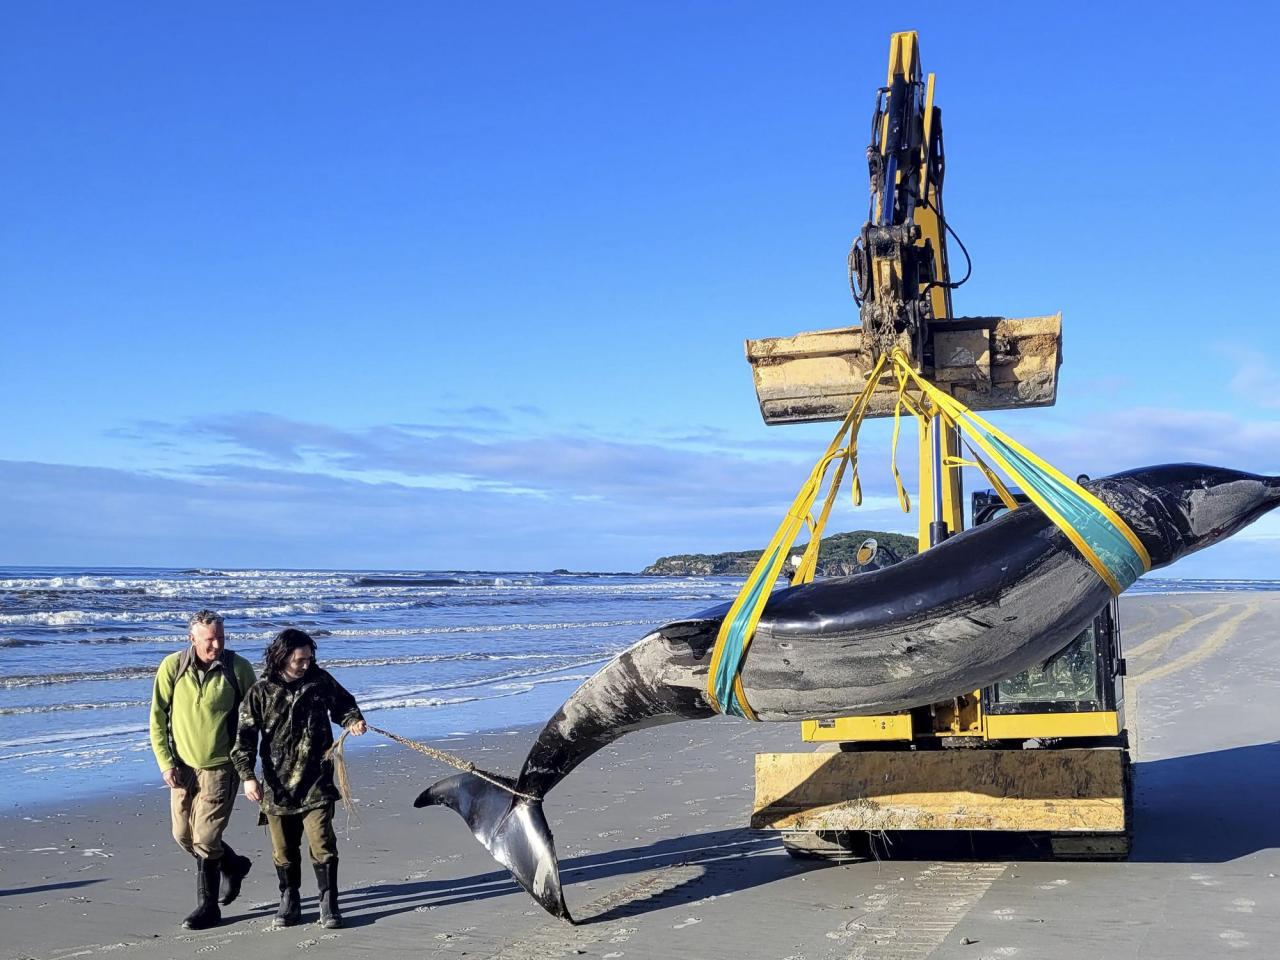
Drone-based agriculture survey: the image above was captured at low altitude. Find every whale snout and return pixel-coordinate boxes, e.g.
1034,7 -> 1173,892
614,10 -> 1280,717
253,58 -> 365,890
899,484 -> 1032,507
1168,468 -> 1280,564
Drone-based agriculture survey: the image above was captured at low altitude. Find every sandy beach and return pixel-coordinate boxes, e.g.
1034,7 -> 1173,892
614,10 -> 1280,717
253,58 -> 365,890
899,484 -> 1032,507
4,591 -> 1279,960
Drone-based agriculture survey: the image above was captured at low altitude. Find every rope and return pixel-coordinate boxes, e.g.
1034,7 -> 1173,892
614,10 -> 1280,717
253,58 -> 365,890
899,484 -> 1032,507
325,724 -> 540,813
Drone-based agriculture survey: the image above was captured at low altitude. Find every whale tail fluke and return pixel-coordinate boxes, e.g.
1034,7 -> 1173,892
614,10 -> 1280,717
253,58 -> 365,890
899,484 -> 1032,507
414,774 -> 572,922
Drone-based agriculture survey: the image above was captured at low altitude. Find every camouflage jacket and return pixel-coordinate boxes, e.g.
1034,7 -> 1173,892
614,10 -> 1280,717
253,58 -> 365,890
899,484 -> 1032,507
230,665 -> 364,815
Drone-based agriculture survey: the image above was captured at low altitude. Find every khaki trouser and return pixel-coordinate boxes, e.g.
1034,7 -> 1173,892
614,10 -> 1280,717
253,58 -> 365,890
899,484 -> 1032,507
170,764 -> 239,860
265,803 -> 339,868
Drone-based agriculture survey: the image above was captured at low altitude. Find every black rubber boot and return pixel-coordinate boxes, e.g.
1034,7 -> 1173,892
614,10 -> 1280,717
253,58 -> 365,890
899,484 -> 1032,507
273,863 -> 302,928
312,859 -> 342,929
182,857 -> 222,930
218,843 -> 252,906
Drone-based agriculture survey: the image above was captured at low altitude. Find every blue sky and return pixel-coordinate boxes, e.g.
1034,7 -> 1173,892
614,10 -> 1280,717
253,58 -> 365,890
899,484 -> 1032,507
3,2 -> 1280,576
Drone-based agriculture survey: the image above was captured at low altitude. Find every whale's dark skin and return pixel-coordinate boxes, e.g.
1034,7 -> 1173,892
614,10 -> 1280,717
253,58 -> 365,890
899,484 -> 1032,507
416,464 -> 1280,921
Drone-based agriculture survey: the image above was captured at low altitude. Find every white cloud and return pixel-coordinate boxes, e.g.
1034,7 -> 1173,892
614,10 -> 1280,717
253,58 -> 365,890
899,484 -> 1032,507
1221,344 -> 1280,409
8,397 -> 1280,573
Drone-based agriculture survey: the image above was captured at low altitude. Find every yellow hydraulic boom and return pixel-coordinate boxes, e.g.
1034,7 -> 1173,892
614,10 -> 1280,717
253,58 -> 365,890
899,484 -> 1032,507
746,31 -> 1131,859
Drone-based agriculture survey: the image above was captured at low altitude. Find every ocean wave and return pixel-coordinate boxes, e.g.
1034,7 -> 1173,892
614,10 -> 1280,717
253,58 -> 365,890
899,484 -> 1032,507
0,741 -> 151,765
0,609 -> 238,628
184,569 -> 341,580
139,577 -> 365,598
1132,577 -> 1280,594
0,647 -> 619,688
0,699 -> 149,716
0,586 -> 148,597
354,576 -> 465,587
77,634 -> 178,645
0,576 -> 141,591
359,655 -> 610,701
0,663 -> 603,753
323,650 -> 595,670
491,673 -> 592,691
1,618 -> 653,653
358,693 -> 496,712
0,598 -> 436,627
322,618 -> 656,638
1,666 -> 161,688
0,722 -> 150,753
17,628 -> 286,648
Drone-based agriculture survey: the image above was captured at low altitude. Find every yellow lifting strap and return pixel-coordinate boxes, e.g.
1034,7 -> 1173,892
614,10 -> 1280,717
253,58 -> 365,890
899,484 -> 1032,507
705,353 -> 889,720
705,348 -> 1151,720
889,352 -> 1150,594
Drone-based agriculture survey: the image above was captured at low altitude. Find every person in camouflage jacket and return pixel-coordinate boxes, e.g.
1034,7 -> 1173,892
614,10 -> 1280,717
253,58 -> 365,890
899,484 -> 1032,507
231,628 -> 366,929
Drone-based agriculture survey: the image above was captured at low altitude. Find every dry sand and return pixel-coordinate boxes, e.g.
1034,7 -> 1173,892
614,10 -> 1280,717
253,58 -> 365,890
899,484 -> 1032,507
3,592 -> 1279,960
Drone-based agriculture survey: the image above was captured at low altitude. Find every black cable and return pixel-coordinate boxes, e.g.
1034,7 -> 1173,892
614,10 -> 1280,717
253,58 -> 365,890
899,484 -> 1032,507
916,193 -> 972,294
848,238 -> 864,306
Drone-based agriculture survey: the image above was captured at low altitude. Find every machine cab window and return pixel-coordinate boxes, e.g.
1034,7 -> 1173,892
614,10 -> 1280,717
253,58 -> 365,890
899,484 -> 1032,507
972,489 -> 1123,716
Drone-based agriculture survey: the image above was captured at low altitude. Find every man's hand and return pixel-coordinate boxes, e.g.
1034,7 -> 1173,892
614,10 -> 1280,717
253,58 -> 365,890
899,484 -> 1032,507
163,767 -> 184,789
243,779 -> 263,803
347,719 -> 367,736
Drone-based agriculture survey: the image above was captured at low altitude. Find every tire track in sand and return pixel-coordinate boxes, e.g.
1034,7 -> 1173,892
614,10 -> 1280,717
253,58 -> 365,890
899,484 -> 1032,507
476,864 -> 705,959
1128,601 -> 1260,757
824,862 -> 1008,960
1124,602 -> 1234,662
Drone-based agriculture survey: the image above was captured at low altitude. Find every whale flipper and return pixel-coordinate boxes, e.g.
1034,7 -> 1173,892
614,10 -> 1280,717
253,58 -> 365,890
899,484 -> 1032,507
415,774 -> 571,922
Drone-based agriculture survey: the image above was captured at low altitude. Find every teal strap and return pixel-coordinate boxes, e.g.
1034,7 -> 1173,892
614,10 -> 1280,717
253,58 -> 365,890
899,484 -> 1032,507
987,435 -> 1145,590
711,546 -> 781,718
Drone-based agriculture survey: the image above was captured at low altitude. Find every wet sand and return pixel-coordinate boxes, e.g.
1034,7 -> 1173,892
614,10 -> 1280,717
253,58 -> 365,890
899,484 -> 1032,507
3,592 -> 1279,960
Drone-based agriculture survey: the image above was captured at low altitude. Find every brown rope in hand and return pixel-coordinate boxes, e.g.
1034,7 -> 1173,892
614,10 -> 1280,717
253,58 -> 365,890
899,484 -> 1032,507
326,723 -> 540,821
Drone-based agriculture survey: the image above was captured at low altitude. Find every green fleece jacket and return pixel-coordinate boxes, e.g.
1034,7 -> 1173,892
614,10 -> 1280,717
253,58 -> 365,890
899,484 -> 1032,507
150,647 -> 257,771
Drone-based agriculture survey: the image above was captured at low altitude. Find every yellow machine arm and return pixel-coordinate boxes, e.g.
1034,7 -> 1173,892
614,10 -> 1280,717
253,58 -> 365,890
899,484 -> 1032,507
849,31 -> 964,549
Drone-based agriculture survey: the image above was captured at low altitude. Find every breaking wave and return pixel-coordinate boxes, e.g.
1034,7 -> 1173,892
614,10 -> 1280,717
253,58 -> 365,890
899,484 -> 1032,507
0,699 -> 150,716
0,564 -> 736,799
0,598 -> 436,627
354,576 -> 466,587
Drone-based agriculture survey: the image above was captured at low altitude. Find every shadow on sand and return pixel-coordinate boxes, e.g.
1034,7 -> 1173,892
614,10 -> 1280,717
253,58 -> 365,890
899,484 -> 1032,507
333,740 -> 1278,925
0,878 -> 106,897
335,827 -> 810,926
1130,739 -> 1280,862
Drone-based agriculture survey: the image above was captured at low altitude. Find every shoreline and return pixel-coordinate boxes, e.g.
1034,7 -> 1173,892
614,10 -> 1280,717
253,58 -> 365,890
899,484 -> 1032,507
4,592 -> 1280,960
0,586 -> 1271,817
1,720 -> 548,817
0,668 -> 600,815
7,580 -> 1280,817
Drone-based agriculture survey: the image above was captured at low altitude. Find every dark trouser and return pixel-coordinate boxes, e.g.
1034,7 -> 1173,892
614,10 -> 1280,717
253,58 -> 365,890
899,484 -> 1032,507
265,803 -> 338,868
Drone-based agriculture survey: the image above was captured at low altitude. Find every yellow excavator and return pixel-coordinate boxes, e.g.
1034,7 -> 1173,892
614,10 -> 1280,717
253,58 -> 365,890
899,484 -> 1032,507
746,31 -> 1131,860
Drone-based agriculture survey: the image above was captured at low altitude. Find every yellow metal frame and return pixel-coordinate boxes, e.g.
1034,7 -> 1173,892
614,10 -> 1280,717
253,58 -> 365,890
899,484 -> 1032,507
802,714 -> 913,742
984,710 -> 1121,741
801,32 -> 1118,747
803,711 -> 1121,743
754,749 -> 1130,833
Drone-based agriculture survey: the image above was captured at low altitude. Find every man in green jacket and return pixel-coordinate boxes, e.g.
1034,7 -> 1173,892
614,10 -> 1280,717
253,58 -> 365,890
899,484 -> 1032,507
150,610 -> 257,930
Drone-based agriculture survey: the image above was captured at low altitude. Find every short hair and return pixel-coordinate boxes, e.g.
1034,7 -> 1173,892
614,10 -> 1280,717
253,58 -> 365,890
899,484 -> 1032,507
188,609 -> 225,635
264,628 -> 317,680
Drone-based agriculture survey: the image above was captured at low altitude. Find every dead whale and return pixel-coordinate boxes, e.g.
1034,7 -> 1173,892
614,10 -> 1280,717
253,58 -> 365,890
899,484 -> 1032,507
417,463 -> 1280,920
